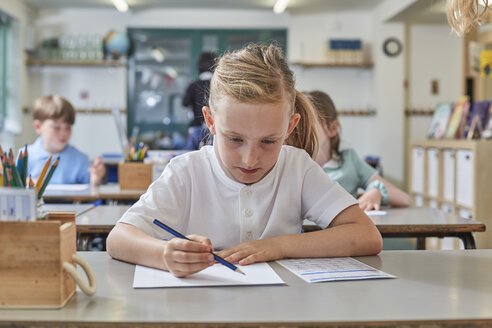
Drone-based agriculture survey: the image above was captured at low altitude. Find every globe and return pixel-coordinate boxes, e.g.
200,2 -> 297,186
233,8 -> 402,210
104,31 -> 130,59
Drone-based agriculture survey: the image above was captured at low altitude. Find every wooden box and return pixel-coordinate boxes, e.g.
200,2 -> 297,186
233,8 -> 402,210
118,162 -> 153,190
0,213 -> 78,308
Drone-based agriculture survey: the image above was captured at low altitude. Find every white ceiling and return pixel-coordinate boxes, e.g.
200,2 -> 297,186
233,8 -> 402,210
23,0 -> 385,15
22,0 -> 447,22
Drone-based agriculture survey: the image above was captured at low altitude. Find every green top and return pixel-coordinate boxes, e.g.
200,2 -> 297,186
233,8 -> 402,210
323,148 -> 376,197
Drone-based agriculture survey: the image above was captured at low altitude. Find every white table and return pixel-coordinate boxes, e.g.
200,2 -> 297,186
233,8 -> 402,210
1,250 -> 492,327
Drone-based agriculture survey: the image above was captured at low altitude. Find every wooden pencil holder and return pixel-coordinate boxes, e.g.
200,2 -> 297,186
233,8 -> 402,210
118,162 -> 153,190
0,212 -> 97,308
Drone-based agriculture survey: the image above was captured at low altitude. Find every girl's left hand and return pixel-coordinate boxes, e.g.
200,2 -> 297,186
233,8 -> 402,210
217,238 -> 284,266
358,188 -> 382,211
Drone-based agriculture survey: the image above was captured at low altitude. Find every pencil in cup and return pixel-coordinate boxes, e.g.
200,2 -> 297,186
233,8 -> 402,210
36,155 -> 53,193
37,157 -> 60,200
152,219 -> 245,275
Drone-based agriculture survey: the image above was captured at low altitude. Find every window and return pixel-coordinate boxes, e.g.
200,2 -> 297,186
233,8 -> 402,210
127,28 -> 287,149
0,10 -> 21,135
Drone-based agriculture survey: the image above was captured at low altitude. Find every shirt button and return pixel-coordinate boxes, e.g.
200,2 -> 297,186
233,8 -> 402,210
246,232 -> 253,240
245,209 -> 253,216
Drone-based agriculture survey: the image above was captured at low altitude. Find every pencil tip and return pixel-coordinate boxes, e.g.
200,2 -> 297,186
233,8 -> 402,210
236,268 -> 245,275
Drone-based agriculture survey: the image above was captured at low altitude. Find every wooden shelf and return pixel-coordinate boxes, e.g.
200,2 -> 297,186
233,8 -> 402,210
405,107 -> 435,116
26,59 -> 126,67
23,107 -> 126,115
337,109 -> 376,116
291,61 -> 373,68
408,139 -> 492,248
75,108 -> 127,114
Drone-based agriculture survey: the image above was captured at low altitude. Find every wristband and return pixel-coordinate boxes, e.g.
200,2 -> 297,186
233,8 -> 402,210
366,180 -> 389,205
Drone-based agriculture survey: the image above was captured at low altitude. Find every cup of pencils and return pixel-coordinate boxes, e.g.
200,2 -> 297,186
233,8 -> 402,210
125,141 -> 148,162
1,145 -> 60,218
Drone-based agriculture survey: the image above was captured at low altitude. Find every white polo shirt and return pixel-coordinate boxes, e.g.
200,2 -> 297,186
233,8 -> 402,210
119,145 -> 357,250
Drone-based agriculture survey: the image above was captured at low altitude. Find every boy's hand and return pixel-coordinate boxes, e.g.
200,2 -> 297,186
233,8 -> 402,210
217,238 -> 284,266
88,156 -> 106,186
358,188 -> 382,211
163,234 -> 215,277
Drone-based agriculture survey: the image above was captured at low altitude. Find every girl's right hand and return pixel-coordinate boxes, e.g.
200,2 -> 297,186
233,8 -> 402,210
162,235 -> 215,277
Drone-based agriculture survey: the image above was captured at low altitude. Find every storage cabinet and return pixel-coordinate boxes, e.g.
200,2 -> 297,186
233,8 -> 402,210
408,139 -> 492,248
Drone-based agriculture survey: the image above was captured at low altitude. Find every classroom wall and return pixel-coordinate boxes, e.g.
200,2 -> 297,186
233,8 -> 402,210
28,7 -> 401,178
23,8 -> 291,159
5,1 -> 461,189
407,24 -> 462,140
289,11 -> 375,156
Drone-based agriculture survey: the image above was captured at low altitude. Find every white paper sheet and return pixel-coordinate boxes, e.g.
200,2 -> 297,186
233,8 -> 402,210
365,210 -> 387,216
45,184 -> 90,192
276,257 -> 395,283
133,262 -> 285,288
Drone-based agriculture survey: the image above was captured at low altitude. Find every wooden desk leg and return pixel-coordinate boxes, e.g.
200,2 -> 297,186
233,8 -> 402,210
416,237 -> 426,250
460,233 -> 476,249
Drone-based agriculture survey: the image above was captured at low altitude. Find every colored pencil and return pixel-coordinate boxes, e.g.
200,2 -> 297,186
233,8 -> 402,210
16,150 -> 23,176
28,175 -> 34,188
8,148 -> 14,163
1,153 -> 6,187
9,156 -> 24,187
37,157 -> 59,200
21,145 -> 28,183
36,155 -> 53,193
6,167 -> 15,187
152,219 -> 245,275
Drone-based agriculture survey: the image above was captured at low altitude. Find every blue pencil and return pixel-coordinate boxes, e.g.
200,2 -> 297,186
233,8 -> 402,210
152,219 -> 245,275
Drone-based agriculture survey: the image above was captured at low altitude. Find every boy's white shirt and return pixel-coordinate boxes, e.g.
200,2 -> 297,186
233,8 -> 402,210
119,145 -> 357,250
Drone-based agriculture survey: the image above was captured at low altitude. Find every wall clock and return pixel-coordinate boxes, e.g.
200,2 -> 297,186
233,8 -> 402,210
382,38 -> 403,57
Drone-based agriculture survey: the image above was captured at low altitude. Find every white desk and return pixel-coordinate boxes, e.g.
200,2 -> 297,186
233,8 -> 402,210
42,184 -> 145,203
304,207 -> 485,249
1,250 -> 492,327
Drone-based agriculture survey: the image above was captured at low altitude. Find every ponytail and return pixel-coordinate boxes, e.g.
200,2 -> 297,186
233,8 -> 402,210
285,90 -> 319,158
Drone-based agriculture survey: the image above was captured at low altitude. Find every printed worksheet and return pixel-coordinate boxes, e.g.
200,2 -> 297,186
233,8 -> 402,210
277,257 -> 395,283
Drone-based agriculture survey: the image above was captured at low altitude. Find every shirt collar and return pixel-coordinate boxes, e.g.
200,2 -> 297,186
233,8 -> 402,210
323,157 -> 341,169
32,136 -> 65,158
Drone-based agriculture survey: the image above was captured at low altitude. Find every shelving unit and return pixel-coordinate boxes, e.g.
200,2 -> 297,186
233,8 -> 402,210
291,61 -> 373,68
26,59 -> 126,67
408,139 -> 492,249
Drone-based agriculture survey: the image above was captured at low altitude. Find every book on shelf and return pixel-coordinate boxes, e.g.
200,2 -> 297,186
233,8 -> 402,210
445,96 -> 470,139
482,105 -> 492,139
464,100 -> 490,139
467,115 -> 483,139
480,50 -> 492,77
427,103 -> 453,139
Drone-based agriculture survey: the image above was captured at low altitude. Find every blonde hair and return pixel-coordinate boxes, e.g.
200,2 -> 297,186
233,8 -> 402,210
306,90 -> 341,160
447,0 -> 489,36
33,94 -> 75,125
209,43 -> 319,158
